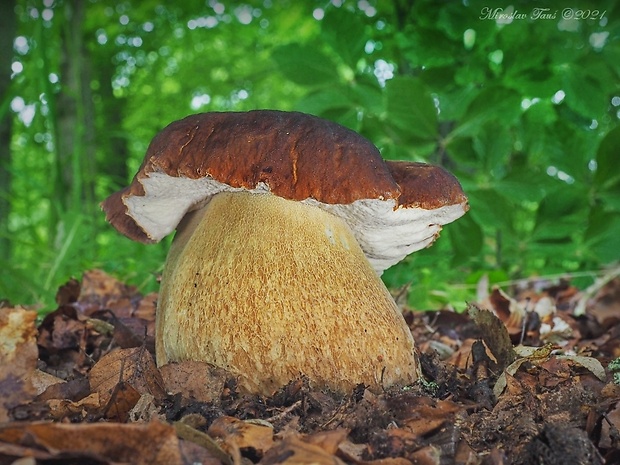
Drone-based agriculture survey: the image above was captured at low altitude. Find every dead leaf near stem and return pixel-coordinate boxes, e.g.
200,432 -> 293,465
89,346 -> 166,421
468,302 -> 516,372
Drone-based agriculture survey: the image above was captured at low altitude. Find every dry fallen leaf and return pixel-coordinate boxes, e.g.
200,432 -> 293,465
45,392 -> 101,421
208,415 -> 275,459
0,419 -> 182,465
337,439 -> 368,462
0,306 -> 39,422
161,360 -> 233,402
260,435 -> 346,465
128,393 -> 166,423
487,286 -> 526,330
89,346 -> 165,420
340,442 -> 416,465
493,344 -> 607,398
468,303 -> 516,372
401,398 -> 461,437
556,355 -> 606,381
494,345 -> 553,398
175,416 -> 234,465
599,400 -> 620,450
78,269 -> 140,316
27,368 -> 65,395
303,428 -> 349,455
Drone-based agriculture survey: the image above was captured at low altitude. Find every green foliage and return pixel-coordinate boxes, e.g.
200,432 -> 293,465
609,356 -> 620,385
267,0 -> 620,309
2,0 -> 620,311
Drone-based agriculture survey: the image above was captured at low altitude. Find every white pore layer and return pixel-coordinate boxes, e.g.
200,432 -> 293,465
124,172 -> 467,274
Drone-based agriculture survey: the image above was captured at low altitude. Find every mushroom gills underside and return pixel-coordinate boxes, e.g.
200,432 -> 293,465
156,190 -> 419,394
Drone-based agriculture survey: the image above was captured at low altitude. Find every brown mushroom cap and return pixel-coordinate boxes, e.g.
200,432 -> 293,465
102,110 -> 468,273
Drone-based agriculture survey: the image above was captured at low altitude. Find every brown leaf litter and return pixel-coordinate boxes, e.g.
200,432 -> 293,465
1,269 -> 620,464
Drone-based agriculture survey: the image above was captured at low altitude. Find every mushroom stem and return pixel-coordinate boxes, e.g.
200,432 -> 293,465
156,191 -> 419,394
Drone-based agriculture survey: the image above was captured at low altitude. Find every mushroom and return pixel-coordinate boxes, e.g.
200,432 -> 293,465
102,110 -> 468,394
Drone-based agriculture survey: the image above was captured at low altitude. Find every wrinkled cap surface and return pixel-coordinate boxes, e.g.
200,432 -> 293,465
102,110 -> 468,273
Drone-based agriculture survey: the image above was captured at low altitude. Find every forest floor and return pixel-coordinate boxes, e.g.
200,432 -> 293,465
1,269 -> 620,465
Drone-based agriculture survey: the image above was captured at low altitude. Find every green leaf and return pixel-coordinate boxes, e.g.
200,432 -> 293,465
448,86 -> 521,140
584,208 -> 620,264
454,64 -> 486,87
401,28 -> 460,69
421,68 -> 464,101
597,191 -> 620,212
446,213 -> 484,265
443,134 -> 478,169
494,173 -> 547,203
532,186 -> 588,240
350,79 -> 384,115
466,188 -> 514,232
536,185 -> 588,219
320,8 -> 367,67
519,114 -> 551,165
321,108 -> 361,132
527,119 -> 596,183
472,123 -> 512,178
595,126 -> 620,189
272,43 -> 339,86
524,100 -> 557,126
560,65 -> 606,119
385,76 -> 438,139
379,137 -> 438,161
295,88 -> 353,115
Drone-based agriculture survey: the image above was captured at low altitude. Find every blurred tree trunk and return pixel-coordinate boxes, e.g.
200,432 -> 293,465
57,0 -> 96,214
97,55 -> 129,188
0,0 -> 16,263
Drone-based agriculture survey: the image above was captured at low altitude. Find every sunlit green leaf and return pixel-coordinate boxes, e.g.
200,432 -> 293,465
350,79 -> 384,115
401,27 -> 460,68
320,8 -> 367,68
385,76 -> 437,139
272,43 -> 339,86
295,88 -> 353,115
448,86 -> 521,140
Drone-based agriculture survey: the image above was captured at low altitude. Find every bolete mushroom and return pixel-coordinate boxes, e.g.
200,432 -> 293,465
102,110 -> 468,394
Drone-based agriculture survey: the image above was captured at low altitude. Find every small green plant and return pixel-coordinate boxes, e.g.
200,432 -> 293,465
416,378 -> 440,396
608,357 -> 620,385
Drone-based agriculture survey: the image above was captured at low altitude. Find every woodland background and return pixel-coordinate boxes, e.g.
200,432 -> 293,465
1,0 -> 619,311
